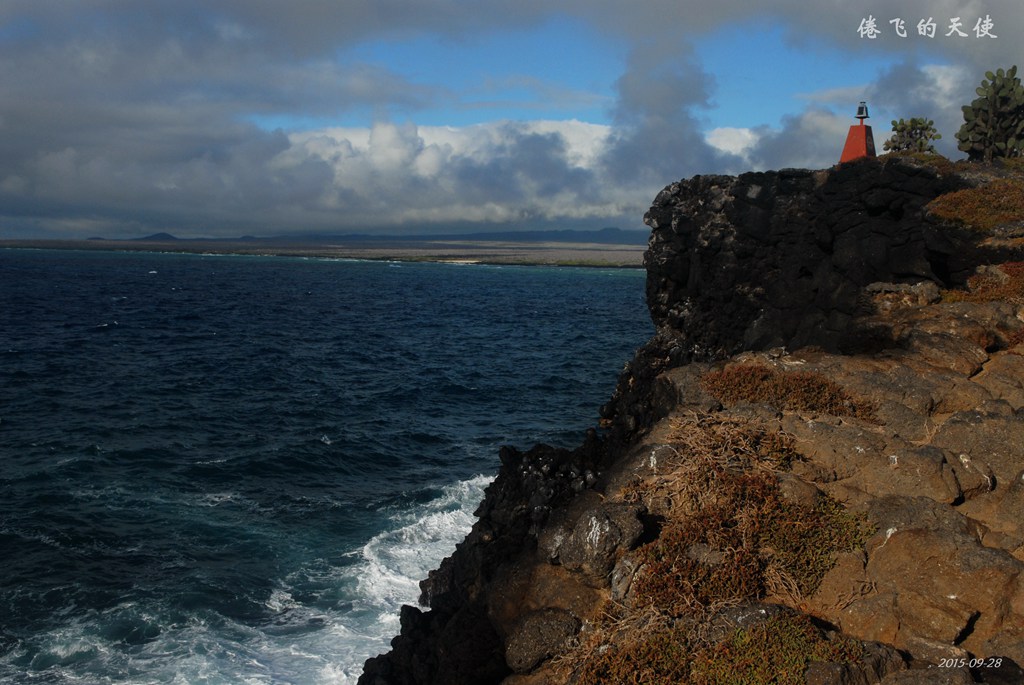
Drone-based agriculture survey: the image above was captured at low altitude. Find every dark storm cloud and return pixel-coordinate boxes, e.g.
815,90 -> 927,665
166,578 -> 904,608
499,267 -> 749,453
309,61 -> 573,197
576,1 -> 1004,176
743,60 -> 977,169
863,61 -> 973,158
600,45 -> 739,187
0,3 -> 454,236
745,110 -> 851,170
1,1 -> 595,237
449,129 -> 592,205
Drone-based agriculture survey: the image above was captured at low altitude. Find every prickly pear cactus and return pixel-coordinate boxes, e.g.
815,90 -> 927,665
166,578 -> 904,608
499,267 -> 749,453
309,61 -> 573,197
956,65 -> 1024,162
884,117 -> 941,153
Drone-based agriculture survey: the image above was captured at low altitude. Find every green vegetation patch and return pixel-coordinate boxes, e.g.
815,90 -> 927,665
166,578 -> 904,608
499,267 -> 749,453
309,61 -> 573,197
927,178 -> 1024,233
761,497 -> 873,597
699,364 -> 876,420
956,65 -> 1024,162
573,613 -> 864,685
884,117 -> 942,155
689,613 -> 865,685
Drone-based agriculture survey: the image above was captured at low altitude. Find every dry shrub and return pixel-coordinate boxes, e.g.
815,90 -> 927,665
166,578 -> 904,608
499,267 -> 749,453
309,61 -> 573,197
625,415 -> 869,603
566,414 -> 873,685
628,465 -> 870,612
699,364 -> 876,420
927,177 -> 1024,232
942,261 -> 1024,306
623,415 -> 799,520
569,618 -> 693,685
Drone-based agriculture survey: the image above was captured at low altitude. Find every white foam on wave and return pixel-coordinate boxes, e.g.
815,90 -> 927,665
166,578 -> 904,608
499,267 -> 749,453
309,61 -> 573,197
0,477 -> 493,685
1,604 -> 170,685
357,476 -> 490,607
261,474 -> 493,684
194,491 -> 246,507
264,588 -> 299,614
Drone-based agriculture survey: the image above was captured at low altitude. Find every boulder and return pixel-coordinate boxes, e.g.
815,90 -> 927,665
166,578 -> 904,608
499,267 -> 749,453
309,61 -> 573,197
643,158 -> 967,363
504,609 -> 580,673
558,503 -> 645,585
835,496 -> 1024,664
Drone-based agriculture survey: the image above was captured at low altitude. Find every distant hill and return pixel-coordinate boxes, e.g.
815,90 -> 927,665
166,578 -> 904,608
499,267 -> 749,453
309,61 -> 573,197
134,232 -> 179,241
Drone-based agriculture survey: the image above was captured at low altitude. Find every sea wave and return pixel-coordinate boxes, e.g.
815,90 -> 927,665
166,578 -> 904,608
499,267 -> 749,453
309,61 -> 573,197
0,251 -> 649,684
262,475 -> 493,684
0,477 -> 491,685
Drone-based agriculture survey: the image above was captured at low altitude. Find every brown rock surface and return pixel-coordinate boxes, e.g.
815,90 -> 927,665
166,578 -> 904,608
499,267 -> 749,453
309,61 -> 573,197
625,289 -> 1024,679
361,159 -> 1024,684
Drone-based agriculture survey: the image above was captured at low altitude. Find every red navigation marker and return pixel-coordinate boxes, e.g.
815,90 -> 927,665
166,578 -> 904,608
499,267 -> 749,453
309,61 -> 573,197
840,101 -> 877,163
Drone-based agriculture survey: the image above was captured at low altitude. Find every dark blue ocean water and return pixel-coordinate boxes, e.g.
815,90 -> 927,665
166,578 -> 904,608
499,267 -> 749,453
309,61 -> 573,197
0,249 -> 651,684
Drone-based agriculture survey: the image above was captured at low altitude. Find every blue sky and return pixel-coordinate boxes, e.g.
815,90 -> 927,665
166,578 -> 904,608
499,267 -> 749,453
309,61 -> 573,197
0,1 -> 1019,238
253,16 -> 914,131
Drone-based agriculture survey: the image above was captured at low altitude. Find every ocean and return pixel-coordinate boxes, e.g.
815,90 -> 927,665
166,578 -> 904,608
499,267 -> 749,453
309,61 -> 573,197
0,249 -> 651,684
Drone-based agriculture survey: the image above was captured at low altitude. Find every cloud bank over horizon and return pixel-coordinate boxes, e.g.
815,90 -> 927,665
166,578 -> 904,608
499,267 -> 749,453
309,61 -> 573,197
1,1 -> 1020,238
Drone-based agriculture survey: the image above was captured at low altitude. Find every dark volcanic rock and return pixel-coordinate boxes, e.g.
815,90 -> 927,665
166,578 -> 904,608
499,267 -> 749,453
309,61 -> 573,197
556,503 -> 644,584
642,159 -> 967,362
504,609 -> 580,673
361,437 -> 606,685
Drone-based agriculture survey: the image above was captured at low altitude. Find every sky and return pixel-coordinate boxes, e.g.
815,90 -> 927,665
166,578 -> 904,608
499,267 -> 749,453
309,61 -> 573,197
0,1 -> 1020,239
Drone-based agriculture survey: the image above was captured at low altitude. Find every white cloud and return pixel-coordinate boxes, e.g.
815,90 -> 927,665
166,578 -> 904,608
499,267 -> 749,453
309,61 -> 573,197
919,64 -> 972,109
705,127 -> 759,157
512,120 -> 612,168
280,119 -> 632,228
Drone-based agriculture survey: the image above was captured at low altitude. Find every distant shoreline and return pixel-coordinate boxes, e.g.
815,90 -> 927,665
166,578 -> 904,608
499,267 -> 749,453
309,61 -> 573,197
0,238 -> 646,268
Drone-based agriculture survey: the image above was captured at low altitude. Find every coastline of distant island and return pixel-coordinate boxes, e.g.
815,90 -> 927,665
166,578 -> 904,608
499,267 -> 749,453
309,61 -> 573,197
0,228 -> 648,268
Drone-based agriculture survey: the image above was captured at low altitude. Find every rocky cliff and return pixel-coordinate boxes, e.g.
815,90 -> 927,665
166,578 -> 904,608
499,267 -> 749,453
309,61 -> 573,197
360,155 -> 1024,685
